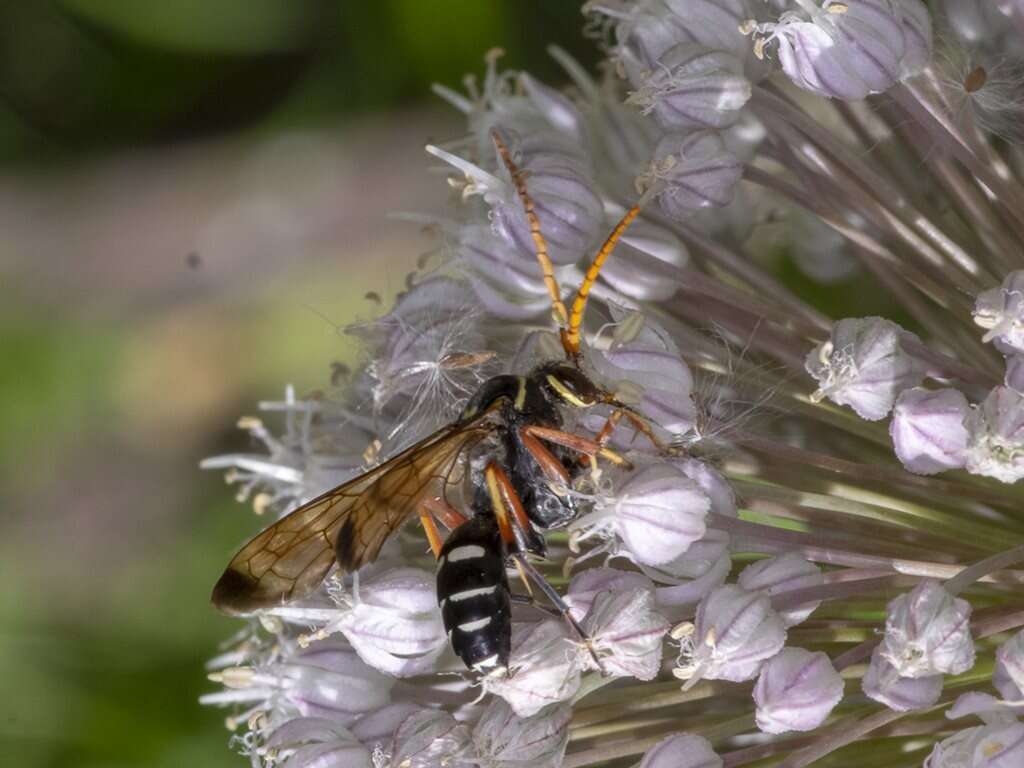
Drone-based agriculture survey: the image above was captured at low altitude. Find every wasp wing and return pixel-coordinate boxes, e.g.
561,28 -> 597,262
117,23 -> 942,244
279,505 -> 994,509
211,417 -> 497,614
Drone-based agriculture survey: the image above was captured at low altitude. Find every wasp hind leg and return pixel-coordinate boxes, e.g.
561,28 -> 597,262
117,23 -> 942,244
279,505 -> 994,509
484,461 -> 606,674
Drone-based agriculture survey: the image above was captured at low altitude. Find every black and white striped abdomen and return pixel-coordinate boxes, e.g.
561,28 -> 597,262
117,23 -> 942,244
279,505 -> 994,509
436,514 -> 510,674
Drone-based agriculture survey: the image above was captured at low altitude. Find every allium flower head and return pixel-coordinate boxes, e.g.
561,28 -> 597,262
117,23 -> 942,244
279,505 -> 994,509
202,2 -> 1024,765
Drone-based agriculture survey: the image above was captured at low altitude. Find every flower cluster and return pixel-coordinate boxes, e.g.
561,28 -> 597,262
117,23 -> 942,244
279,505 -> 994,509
202,2 -> 1024,766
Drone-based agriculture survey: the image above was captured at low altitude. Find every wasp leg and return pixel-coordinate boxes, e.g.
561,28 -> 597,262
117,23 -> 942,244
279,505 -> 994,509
421,496 -> 469,530
510,552 -> 606,674
510,592 -> 561,619
484,461 -> 537,598
418,498 -> 470,559
484,461 -> 605,673
521,425 -> 632,469
581,405 -> 674,464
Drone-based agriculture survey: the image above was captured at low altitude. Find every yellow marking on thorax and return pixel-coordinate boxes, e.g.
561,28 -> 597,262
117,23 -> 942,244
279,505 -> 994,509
545,374 -> 590,408
514,377 -> 528,411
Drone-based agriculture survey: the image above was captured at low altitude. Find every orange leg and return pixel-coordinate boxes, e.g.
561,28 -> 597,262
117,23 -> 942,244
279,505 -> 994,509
418,509 -> 445,559
522,425 -> 631,468
421,496 -> 469,530
484,462 -> 532,546
417,497 -> 470,559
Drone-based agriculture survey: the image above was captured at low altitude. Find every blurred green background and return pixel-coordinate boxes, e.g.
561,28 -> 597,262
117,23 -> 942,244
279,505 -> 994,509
0,2 -> 598,766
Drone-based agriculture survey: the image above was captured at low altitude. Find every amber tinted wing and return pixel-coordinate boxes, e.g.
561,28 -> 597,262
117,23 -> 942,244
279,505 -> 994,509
211,418 -> 496,614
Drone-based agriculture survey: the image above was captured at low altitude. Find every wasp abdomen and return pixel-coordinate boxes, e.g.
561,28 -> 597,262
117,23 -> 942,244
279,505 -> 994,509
436,515 -> 511,674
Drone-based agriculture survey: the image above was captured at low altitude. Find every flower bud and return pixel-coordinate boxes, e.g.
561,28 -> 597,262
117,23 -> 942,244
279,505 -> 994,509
491,142 -> 604,268
753,648 -> 844,734
994,629 -> 1024,701
890,387 -> 970,475
806,317 -> 926,421
337,568 -> 447,677
643,131 -> 744,219
653,529 -> 732,604
582,587 -> 669,680
738,553 -> 823,628
880,580 -> 975,678
925,723 -> 1024,767
627,44 -> 751,131
899,0 -> 933,77
679,585 -> 786,683
473,698 -> 571,768
387,710 -> 473,768
965,386 -> 1024,483
589,334 -> 697,438
566,567 -> 655,622
676,459 -> 737,518
483,621 -> 581,717
1006,356 -> 1024,393
639,733 -> 723,768
598,214 -> 689,302
263,717 -> 373,768
946,691 -> 1020,721
974,271 -> 1024,354
350,703 -> 424,747
862,645 -> 942,712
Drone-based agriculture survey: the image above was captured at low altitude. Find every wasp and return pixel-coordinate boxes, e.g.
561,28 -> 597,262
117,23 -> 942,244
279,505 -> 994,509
212,131 -> 660,675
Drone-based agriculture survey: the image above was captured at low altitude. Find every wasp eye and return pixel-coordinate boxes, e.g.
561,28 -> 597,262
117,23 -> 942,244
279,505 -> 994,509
545,366 -> 600,407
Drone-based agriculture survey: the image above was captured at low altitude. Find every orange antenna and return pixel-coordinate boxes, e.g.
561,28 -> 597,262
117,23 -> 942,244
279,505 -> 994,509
491,130 -> 570,333
566,204 -> 641,355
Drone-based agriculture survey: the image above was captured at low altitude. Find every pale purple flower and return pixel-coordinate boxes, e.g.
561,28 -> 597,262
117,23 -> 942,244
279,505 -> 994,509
385,710 -> 472,768
626,44 -> 752,131
639,733 -> 723,768
473,699 -> 572,768
588,317 -> 697,439
580,586 -> 669,679
965,386 -> 1024,483
202,641 -> 393,727
571,462 -> 710,567
738,553 -> 823,628
862,645 -> 943,713
641,131 -> 744,219
753,648 -> 844,734
975,271 -> 1024,354
260,717 -> 373,768
924,723 -> 1024,768
994,629 -> 1024,701
806,317 -> 927,421
880,580 -> 975,678
890,387 -> 970,475
483,621 -> 581,717
565,567 -> 656,622
750,0 -> 930,100
676,584 -> 786,684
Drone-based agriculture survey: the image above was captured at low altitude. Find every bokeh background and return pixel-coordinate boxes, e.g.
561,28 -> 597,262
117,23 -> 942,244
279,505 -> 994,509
0,3 -> 599,766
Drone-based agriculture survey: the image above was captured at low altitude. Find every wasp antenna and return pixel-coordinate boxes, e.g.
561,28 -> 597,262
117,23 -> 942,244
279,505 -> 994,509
567,204 -> 642,355
490,129 -> 570,335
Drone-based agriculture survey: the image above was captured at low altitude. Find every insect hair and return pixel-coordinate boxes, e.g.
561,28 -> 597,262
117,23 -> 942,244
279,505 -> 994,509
681,321 -> 793,457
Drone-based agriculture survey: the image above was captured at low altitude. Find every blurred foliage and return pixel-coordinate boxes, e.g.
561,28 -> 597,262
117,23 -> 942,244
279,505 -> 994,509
0,2 -> 596,766
0,0 -> 597,162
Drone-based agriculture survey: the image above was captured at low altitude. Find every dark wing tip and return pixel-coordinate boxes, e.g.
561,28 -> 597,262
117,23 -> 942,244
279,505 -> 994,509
333,516 -> 359,572
211,567 -> 263,615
